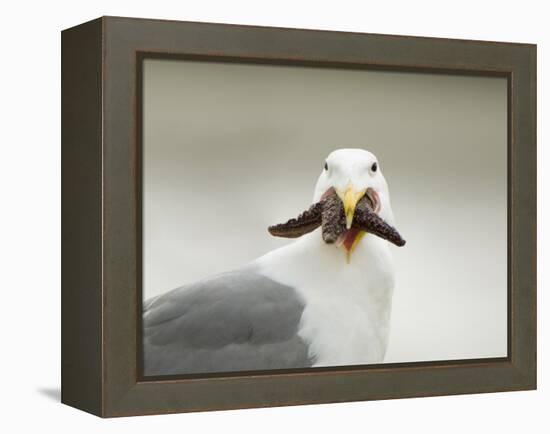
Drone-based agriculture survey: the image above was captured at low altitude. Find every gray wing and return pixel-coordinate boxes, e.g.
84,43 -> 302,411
143,269 -> 313,376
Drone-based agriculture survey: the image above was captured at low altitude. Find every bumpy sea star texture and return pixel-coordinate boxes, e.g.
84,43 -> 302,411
268,188 -> 405,247
320,192 -> 347,244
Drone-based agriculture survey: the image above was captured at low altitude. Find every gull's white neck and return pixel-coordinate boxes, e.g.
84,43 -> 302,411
253,232 -> 395,366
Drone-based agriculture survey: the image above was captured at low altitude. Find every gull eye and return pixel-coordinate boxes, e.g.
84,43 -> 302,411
371,162 -> 378,173
324,162 -> 328,171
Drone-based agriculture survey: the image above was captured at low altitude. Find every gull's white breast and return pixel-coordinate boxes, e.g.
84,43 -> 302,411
253,232 -> 395,367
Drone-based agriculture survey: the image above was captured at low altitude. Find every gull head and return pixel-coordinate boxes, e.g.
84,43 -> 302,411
313,148 -> 396,254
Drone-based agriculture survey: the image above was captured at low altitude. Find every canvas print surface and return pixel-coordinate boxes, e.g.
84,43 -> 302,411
141,59 -> 507,376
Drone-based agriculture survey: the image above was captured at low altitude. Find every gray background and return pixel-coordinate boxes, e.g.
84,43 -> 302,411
143,58 -> 507,363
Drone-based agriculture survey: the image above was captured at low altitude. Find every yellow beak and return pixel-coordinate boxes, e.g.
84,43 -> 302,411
337,184 -> 366,229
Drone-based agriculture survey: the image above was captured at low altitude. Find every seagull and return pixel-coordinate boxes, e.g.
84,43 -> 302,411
143,148 -> 404,376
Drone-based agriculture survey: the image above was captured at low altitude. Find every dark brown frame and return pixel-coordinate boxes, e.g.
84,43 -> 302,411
62,16 -> 537,417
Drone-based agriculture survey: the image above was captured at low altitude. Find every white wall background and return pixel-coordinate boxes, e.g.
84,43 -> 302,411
0,0 -> 546,433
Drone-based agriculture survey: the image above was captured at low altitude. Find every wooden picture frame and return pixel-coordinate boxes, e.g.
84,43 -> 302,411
61,16 -> 536,417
